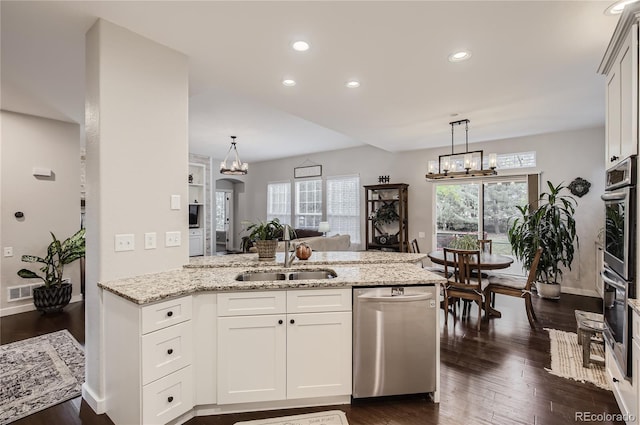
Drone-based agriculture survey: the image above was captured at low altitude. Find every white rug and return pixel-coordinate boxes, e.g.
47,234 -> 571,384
234,410 -> 349,425
545,328 -> 610,390
0,330 -> 85,424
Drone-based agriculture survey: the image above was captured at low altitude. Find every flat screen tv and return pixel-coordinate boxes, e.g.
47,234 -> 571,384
189,204 -> 200,228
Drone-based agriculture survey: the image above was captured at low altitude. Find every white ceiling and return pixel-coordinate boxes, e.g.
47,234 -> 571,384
0,1 -> 620,163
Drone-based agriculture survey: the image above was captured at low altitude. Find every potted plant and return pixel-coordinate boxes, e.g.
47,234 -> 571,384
17,228 -> 86,312
508,181 -> 578,299
244,218 -> 292,261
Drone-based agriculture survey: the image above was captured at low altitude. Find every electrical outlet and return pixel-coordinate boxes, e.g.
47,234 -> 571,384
165,231 -> 181,247
3,247 -> 13,257
145,232 -> 157,249
114,234 -> 135,252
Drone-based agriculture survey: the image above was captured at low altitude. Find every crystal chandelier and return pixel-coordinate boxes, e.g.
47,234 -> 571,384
220,136 -> 248,175
425,119 -> 497,180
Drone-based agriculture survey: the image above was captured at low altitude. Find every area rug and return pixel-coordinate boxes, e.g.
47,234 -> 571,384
545,328 -> 609,391
0,330 -> 84,425
234,410 -> 349,425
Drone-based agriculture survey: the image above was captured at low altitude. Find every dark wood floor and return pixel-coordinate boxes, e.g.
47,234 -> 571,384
1,293 -> 620,425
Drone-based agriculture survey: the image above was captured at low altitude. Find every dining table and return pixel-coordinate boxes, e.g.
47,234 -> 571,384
427,250 -> 515,318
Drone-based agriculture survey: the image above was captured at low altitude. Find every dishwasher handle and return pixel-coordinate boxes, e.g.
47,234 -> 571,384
357,293 -> 433,302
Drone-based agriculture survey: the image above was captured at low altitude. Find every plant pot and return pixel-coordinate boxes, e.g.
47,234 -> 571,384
536,282 -> 561,300
254,240 -> 278,261
33,282 -> 72,313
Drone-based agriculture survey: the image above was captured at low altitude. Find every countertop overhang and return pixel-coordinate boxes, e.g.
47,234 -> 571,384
98,251 -> 447,305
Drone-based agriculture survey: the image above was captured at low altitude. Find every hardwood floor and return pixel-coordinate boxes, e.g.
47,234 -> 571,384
1,292 -> 620,425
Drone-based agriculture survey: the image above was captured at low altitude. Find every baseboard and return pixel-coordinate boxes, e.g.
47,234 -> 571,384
0,294 -> 83,317
560,286 -> 600,298
82,382 -> 106,414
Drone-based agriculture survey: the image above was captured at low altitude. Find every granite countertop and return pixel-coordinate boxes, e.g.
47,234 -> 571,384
99,252 -> 445,305
185,251 -> 427,268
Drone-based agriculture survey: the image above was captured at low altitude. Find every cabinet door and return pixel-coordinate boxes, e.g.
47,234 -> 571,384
620,26 -> 638,161
189,234 -> 203,256
217,315 -> 286,404
286,312 -> 352,399
606,60 -> 622,165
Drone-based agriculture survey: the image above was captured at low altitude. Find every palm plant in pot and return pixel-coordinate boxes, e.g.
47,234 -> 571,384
508,181 -> 578,299
244,218 -> 293,261
17,228 -> 85,312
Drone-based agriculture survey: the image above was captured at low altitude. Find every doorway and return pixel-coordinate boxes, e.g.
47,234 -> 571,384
215,190 -> 233,252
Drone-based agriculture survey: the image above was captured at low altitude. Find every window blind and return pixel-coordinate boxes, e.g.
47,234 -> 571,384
326,175 -> 360,243
267,182 -> 291,225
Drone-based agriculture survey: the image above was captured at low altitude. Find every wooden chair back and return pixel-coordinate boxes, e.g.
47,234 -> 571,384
524,247 -> 543,291
478,239 -> 492,254
442,248 -> 482,292
411,239 -> 420,254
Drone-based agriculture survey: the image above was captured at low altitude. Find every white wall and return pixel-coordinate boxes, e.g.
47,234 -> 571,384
242,126 -> 605,296
84,19 -> 188,412
0,111 -> 81,315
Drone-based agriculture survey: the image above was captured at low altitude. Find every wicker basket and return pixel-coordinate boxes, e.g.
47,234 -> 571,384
255,240 -> 278,261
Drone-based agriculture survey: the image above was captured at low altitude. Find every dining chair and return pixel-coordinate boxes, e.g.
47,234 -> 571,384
484,247 -> 543,329
478,239 -> 492,254
442,248 -> 487,331
411,238 -> 420,254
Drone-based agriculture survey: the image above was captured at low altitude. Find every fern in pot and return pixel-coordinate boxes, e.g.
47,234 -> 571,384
17,228 -> 85,312
508,181 -> 578,299
244,218 -> 293,261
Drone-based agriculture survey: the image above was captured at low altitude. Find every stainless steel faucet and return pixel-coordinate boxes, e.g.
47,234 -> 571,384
283,225 -> 296,267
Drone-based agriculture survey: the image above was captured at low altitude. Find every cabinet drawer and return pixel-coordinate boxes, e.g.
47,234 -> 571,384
606,348 -> 636,420
218,291 -> 286,316
632,308 -> 640,342
189,228 -> 203,236
142,365 -> 194,425
142,296 -> 192,334
287,289 -> 352,313
142,321 -> 193,385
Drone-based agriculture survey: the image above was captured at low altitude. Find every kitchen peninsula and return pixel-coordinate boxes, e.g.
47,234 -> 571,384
99,252 -> 445,425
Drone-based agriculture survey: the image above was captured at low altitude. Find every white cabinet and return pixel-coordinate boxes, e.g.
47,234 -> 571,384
104,293 -> 195,425
189,228 -> 204,257
217,289 -> 352,405
601,22 -> 638,167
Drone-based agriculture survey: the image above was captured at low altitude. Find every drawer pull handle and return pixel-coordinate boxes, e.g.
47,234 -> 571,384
167,311 -> 173,317
167,396 -> 174,403
290,319 -> 295,324
167,348 -> 174,355
278,319 -> 283,325
613,377 -> 619,383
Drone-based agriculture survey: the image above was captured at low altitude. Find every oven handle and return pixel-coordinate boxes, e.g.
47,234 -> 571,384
601,192 -> 627,201
601,269 -> 626,290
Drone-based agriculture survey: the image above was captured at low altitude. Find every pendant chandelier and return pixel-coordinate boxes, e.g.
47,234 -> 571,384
220,136 -> 248,175
425,119 -> 497,180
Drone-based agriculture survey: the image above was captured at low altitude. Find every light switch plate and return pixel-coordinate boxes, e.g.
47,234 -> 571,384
170,195 -> 181,210
144,232 -> 157,249
3,247 -> 13,257
165,231 -> 181,247
418,232 -> 426,238
115,234 -> 135,252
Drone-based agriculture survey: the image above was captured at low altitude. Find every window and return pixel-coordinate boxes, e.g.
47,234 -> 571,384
267,182 -> 291,225
215,191 -> 226,231
483,151 -> 536,170
435,176 -> 533,275
295,179 -> 322,229
326,175 -> 360,243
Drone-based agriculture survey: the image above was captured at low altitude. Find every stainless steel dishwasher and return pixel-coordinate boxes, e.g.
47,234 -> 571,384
352,285 -> 437,398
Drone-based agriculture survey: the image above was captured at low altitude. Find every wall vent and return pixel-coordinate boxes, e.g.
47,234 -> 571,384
7,283 -> 40,302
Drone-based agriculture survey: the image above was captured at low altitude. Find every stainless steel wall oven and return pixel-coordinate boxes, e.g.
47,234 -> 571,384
602,155 -> 636,377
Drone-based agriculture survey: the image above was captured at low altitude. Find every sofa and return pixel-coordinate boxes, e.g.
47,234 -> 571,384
277,234 -> 351,252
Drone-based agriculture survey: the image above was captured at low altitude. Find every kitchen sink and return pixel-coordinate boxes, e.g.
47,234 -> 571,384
235,272 -> 287,281
234,269 -> 337,281
288,269 -> 337,280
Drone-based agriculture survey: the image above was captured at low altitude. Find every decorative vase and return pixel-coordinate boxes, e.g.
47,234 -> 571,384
33,282 -> 73,313
295,243 -> 312,260
254,240 -> 278,261
536,282 -> 561,300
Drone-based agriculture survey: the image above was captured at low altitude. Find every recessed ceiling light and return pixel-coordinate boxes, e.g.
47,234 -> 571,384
282,79 -> 296,87
605,0 -> 639,15
448,50 -> 472,62
292,40 -> 310,52
345,80 -> 361,88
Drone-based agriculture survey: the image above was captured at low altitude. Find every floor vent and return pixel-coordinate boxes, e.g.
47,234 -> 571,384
6,282 -> 50,302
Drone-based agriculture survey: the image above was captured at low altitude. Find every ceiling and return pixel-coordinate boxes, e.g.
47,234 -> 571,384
0,1 -> 620,163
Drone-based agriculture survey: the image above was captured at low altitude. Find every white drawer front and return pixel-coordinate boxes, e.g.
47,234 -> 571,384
142,296 -> 192,334
218,291 -> 286,316
287,288 -> 352,313
142,365 -> 194,425
142,321 -> 193,385
189,228 -> 203,236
